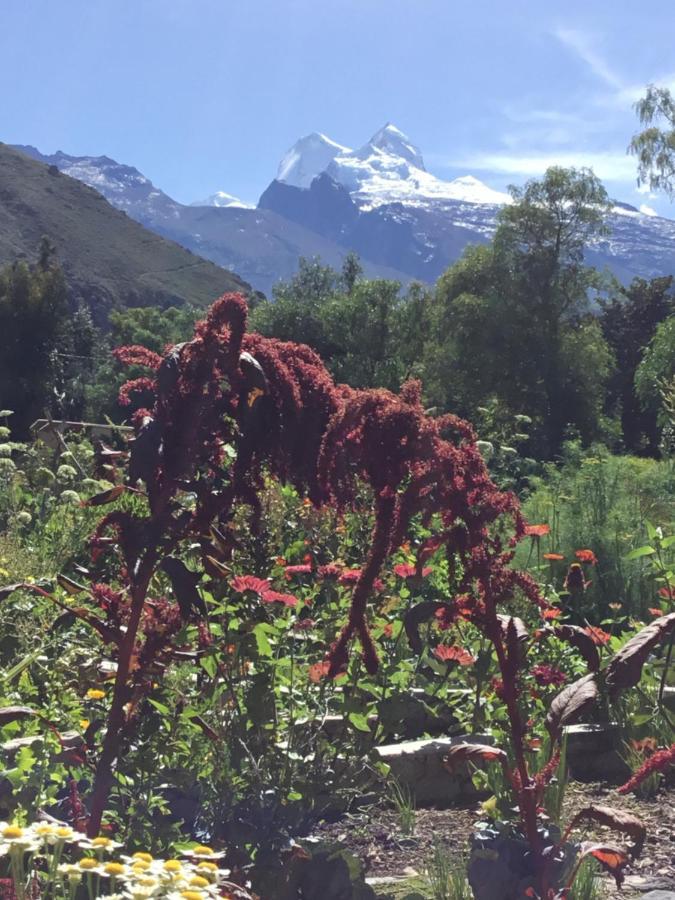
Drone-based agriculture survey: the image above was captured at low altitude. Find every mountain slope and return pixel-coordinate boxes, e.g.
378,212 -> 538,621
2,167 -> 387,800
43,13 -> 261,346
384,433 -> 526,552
13,144 -> 410,295
0,143 -> 249,321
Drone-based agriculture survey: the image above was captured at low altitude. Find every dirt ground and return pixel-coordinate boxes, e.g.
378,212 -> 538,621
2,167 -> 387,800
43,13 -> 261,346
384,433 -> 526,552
309,782 -> 675,897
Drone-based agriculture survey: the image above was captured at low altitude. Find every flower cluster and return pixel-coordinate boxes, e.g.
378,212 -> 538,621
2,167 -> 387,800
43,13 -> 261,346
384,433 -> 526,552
0,823 -> 243,900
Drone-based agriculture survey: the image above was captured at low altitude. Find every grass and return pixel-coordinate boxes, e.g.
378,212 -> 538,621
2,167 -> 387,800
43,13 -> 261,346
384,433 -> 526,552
387,779 -> 416,836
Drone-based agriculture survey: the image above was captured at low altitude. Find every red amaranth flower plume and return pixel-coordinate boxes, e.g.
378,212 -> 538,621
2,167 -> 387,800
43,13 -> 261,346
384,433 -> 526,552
618,743 -> 675,794
531,664 -> 566,687
112,345 -> 163,371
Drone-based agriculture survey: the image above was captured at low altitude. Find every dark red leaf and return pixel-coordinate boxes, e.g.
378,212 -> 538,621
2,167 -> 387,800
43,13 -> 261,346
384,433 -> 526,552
605,612 -> 675,696
81,485 -> 125,507
546,673 -> 598,739
551,624 -> 601,673
444,742 -> 507,772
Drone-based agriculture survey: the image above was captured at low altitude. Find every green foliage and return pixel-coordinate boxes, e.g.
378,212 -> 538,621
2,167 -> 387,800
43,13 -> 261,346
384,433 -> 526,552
600,276 -> 674,453
630,85 -> 675,197
519,443 -> 675,619
251,257 -> 432,392
635,314 -> 675,436
0,254 -> 68,436
426,168 -> 615,457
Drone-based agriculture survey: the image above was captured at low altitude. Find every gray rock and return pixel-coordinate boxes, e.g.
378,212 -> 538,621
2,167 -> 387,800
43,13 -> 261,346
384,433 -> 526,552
375,734 -> 492,806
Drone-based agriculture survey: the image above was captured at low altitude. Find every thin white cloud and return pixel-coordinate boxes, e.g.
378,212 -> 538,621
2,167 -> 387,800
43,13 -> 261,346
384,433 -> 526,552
639,203 -> 658,216
554,27 -> 623,90
450,150 -> 637,183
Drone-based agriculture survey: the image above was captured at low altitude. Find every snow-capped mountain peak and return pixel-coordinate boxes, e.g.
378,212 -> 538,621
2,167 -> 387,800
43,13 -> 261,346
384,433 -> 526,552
190,191 -> 252,209
363,123 -> 425,170
277,132 -> 351,189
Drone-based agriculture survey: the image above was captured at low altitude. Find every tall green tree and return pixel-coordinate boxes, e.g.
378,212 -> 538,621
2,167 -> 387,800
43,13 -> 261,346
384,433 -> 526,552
429,167 -> 614,455
0,251 -> 68,435
601,276 -> 674,452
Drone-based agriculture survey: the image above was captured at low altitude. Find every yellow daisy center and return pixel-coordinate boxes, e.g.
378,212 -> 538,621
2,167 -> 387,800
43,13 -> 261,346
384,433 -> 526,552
181,893 -> 206,900
3,826 -> 23,839
132,852 -> 153,862
190,876 -> 209,888
85,689 -> 106,700
79,858 -> 98,870
56,827 -> 73,838
92,836 -> 111,847
193,845 -> 213,855
104,862 -> 125,876
164,859 -> 182,872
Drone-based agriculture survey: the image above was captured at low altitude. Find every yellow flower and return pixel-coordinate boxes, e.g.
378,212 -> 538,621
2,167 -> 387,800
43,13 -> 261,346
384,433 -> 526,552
34,824 -> 57,837
164,859 -> 182,872
104,862 -> 125,877
85,689 -> 106,700
181,893 -> 206,900
56,826 -> 75,840
80,719 -> 90,730
190,876 -> 209,888
192,845 -> 214,855
132,862 -> 150,873
196,862 -> 218,873
79,858 -> 98,870
132,852 -> 153,863
92,836 -> 111,847
2,826 -> 23,839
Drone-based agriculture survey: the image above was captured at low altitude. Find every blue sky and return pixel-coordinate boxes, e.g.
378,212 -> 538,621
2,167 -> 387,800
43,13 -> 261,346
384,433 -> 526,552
2,0 -> 675,215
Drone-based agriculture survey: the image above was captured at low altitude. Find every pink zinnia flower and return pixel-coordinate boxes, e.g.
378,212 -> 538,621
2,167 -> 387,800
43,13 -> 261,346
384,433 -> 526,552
230,575 -> 270,595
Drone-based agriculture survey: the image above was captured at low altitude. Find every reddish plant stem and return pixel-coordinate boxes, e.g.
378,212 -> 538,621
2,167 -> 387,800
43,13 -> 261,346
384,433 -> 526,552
489,605 -> 541,856
87,558 -> 154,836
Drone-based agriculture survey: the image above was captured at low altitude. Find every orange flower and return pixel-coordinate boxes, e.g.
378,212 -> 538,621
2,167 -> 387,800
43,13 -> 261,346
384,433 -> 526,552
585,625 -> 611,646
308,661 -> 330,683
575,549 -> 598,565
542,607 -> 561,620
648,608 -> 664,617
525,524 -> 550,537
543,552 -> 564,561
658,586 -> 673,599
433,645 -> 476,665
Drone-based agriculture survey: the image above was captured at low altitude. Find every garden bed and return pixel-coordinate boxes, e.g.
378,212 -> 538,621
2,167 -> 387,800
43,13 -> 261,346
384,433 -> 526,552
307,781 -> 675,898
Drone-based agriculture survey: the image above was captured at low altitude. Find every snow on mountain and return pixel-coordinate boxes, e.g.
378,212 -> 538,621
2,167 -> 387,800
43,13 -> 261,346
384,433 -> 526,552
277,132 -> 351,189
190,191 -> 252,209
278,124 -> 511,210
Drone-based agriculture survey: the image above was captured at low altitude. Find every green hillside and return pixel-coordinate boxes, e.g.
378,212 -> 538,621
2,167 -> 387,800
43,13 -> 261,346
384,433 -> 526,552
0,143 -> 250,321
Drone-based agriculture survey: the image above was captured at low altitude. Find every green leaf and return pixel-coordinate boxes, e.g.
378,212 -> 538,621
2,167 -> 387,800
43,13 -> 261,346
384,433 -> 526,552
625,546 -> 656,560
199,655 -> 217,678
253,624 -> 273,657
645,520 -> 657,541
148,699 -> 171,716
661,535 -> 675,549
348,712 -> 371,733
